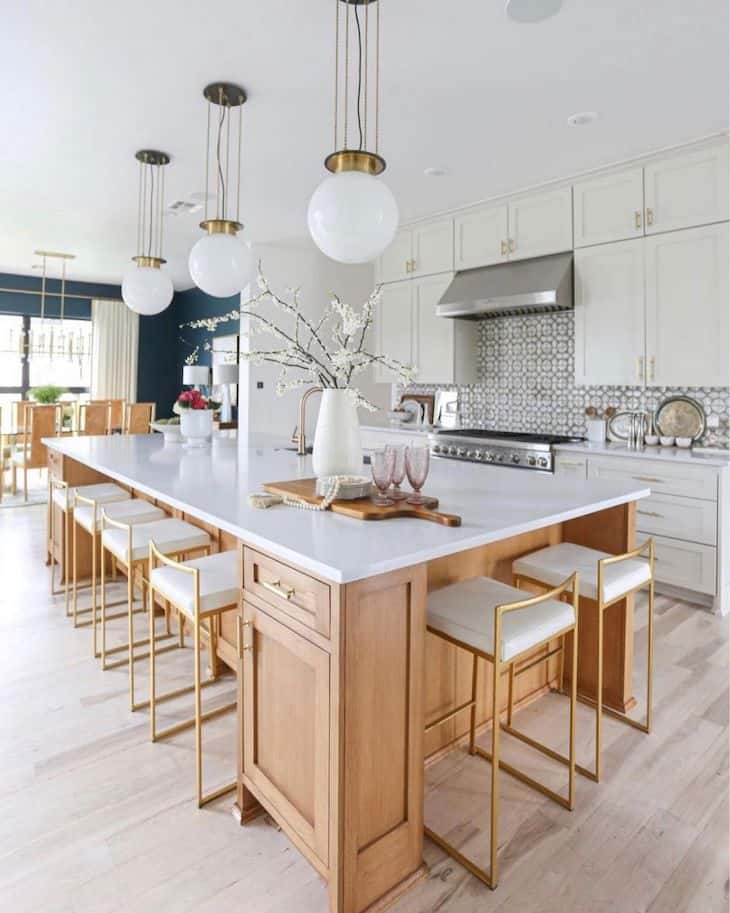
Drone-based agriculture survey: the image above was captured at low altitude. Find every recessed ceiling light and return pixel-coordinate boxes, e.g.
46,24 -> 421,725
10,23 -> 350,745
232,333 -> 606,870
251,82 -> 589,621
505,0 -> 563,24
424,167 -> 446,177
567,111 -> 599,127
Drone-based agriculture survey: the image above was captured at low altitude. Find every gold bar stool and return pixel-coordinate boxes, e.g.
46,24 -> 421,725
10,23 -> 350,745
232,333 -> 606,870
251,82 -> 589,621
99,512 -> 211,711
425,574 -> 579,889
148,544 -> 239,807
512,539 -> 654,782
72,494 -> 167,646
48,479 -> 129,616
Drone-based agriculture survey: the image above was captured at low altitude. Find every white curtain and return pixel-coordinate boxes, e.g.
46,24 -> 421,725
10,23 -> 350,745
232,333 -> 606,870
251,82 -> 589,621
90,299 -> 139,401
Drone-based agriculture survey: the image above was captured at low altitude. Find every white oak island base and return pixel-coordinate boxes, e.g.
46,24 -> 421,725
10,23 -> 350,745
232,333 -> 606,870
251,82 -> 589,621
44,440 -> 644,913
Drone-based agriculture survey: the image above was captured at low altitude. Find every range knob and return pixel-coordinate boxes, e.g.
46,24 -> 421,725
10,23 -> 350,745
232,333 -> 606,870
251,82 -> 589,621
538,456 -> 549,467
527,455 -> 536,466
484,451 -> 495,462
448,446 -> 458,455
511,453 -> 521,464
457,447 -> 467,457
496,453 -> 505,462
433,444 -> 441,454
472,450 -> 484,460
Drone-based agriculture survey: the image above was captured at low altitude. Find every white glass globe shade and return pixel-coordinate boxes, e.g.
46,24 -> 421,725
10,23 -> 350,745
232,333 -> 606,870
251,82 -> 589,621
307,170 -> 399,264
188,233 -> 254,298
121,266 -> 173,316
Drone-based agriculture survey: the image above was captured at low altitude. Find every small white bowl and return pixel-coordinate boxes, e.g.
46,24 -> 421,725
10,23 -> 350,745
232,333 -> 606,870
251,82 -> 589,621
659,435 -> 675,447
644,434 -> 659,446
675,436 -> 693,449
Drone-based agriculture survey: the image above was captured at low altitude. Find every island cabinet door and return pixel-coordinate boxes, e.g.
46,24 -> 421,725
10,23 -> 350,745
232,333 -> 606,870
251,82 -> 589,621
241,600 -> 330,870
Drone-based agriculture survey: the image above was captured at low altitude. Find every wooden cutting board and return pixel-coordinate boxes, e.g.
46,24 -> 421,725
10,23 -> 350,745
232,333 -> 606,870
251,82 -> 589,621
263,478 -> 462,527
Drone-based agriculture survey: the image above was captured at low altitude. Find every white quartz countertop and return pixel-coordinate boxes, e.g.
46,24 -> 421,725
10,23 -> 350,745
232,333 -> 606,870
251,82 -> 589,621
555,440 -> 730,467
45,433 -> 650,584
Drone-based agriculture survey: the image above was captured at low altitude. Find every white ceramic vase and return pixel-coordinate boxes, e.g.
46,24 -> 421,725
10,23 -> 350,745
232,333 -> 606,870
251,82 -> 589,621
312,389 -> 363,479
180,409 -> 213,447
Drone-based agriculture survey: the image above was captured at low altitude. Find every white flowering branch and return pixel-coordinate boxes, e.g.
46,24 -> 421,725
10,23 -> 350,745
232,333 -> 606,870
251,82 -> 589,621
179,263 -> 417,409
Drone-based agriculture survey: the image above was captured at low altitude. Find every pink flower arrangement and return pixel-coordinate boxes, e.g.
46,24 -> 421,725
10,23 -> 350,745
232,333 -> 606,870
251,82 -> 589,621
176,389 -> 220,411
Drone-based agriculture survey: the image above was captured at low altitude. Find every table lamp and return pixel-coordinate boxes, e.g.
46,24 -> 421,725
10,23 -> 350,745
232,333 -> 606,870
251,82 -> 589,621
182,365 -> 210,391
212,362 -> 239,423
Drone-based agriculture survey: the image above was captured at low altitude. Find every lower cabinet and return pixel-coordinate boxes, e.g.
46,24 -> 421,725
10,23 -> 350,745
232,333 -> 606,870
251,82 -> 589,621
240,599 -> 330,868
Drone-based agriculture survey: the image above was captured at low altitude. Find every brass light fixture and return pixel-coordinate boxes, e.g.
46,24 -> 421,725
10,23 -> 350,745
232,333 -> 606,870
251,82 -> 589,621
122,150 -> 174,315
308,0 -> 398,264
31,250 -> 88,364
188,82 -> 254,298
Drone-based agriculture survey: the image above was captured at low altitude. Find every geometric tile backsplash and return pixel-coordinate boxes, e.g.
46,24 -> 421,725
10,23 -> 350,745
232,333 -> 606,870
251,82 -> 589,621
402,311 -> 730,447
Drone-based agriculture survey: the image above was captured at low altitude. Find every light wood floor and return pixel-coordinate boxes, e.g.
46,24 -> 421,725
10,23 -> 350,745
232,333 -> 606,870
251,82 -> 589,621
1,505 -> 728,913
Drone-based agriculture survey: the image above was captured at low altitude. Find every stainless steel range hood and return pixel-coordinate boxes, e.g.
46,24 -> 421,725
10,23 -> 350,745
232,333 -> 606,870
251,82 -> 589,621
437,251 -> 573,319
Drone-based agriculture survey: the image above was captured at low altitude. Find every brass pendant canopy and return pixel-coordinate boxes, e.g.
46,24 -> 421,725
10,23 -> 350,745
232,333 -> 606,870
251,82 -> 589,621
325,0 -> 386,174
198,82 -> 247,236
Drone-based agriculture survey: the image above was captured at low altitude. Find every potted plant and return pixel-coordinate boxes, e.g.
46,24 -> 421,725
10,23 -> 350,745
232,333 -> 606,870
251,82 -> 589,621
30,385 -> 66,404
175,390 -> 221,447
178,267 -> 416,477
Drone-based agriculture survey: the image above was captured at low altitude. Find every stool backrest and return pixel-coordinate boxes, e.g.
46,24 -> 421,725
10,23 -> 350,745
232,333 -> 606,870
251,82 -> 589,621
90,398 -> 125,430
21,404 -> 61,467
12,399 -> 30,434
79,402 -> 112,436
123,402 -> 156,434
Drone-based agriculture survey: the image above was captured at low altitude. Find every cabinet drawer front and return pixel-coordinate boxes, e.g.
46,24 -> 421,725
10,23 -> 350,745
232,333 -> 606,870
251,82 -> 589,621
587,456 -> 718,501
241,602 -> 330,865
244,548 -> 330,637
636,493 -> 717,546
554,455 -> 588,478
642,533 -> 717,595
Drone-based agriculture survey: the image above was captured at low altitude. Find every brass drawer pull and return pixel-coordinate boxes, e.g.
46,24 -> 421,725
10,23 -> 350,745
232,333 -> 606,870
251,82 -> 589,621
500,240 -> 507,256
633,476 -> 663,483
638,510 -> 664,519
559,460 -> 585,468
634,210 -> 642,229
508,238 -> 516,253
646,207 -> 654,226
237,618 -> 253,657
262,579 -> 295,600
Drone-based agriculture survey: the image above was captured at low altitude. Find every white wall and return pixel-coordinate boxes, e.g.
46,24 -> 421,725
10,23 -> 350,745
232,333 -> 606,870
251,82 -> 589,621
237,240 -> 390,441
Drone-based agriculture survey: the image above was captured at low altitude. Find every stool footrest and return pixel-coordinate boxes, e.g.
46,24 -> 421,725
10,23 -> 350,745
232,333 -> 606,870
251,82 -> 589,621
152,699 -> 237,740
474,742 -> 573,810
425,697 -> 476,734
424,825 -> 495,889
198,780 -> 237,808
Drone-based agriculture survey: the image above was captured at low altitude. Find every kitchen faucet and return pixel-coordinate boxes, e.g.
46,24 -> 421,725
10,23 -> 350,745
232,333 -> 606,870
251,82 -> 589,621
292,386 -> 323,455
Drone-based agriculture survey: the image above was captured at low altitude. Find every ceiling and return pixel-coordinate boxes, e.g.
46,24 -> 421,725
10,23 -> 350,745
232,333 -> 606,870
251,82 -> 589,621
1,0 -> 727,290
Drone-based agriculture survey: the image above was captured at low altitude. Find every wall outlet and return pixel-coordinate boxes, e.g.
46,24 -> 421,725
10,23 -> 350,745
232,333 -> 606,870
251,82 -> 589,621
257,381 -> 264,390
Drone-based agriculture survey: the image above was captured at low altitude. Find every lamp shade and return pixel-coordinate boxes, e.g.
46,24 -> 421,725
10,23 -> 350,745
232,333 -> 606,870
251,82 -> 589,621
188,234 -> 254,298
122,265 -> 174,315
182,365 -> 210,386
212,363 -> 239,385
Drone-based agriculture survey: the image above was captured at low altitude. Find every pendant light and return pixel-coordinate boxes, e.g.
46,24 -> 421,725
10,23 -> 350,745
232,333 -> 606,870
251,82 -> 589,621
188,83 -> 254,298
308,0 -> 398,264
122,150 -> 174,315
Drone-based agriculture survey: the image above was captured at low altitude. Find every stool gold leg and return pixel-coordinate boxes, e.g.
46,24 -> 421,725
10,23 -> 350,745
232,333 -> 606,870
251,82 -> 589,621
646,580 -> 654,733
150,582 -> 157,741
194,614 -> 203,807
179,609 -> 185,648
506,662 -> 515,726
101,543 -> 108,667
594,601 -> 604,783
468,653 -> 478,755
489,647 -> 501,888
568,598 -> 578,810
558,634 -> 565,694
128,561 -> 136,710
208,618 -> 219,679
64,506 -> 70,617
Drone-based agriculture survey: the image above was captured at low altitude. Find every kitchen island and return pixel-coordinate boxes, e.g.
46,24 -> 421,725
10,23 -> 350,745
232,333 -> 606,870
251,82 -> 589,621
44,433 -> 649,913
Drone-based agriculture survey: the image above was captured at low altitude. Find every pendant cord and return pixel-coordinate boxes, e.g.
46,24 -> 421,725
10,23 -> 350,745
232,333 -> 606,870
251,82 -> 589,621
216,101 -> 226,220
334,0 -> 339,150
354,3 -> 364,150
376,0 -> 380,154
147,163 -> 155,259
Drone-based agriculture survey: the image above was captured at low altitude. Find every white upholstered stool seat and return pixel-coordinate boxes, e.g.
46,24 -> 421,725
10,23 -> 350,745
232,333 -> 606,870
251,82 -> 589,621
428,577 -> 575,662
513,542 -> 651,604
150,551 -> 239,617
101,517 -> 211,563
75,498 -> 166,534
54,482 -> 129,510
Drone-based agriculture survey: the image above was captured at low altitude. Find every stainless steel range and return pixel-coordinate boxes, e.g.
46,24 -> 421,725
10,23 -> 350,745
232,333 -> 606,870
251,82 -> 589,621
429,429 -> 584,473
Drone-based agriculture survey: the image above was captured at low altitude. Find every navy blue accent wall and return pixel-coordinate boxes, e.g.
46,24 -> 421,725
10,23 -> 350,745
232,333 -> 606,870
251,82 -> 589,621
0,271 -> 120,319
173,287 -> 239,381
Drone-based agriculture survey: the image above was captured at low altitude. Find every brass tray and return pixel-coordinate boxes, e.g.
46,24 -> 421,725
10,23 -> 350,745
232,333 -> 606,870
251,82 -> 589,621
655,395 -> 706,441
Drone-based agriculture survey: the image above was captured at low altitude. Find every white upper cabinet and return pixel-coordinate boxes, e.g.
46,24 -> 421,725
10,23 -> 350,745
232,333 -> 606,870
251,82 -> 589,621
374,280 -> 413,383
573,167 -> 645,247
377,230 -> 413,284
411,218 -> 454,278
574,239 -> 646,386
644,144 -> 730,235
644,222 -> 729,388
412,274 -> 477,385
508,186 -> 573,261
454,203 -> 509,270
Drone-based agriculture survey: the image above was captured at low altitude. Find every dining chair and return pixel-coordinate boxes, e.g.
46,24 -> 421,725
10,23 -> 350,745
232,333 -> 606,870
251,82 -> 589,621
11,403 -> 61,501
90,399 -> 126,432
78,402 -> 112,436
123,402 -> 156,434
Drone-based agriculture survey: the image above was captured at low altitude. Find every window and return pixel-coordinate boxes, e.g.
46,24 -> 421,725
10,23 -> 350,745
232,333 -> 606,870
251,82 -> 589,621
0,314 -> 92,431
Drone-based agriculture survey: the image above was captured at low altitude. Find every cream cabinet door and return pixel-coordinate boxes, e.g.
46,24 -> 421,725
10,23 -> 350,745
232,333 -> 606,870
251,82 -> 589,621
574,239 -> 646,386
644,143 -> 729,235
508,186 -> 573,261
374,280 -> 413,383
411,218 -> 454,278
412,273 -> 477,384
645,222 -> 729,387
573,167 -> 645,247
454,203 -> 509,270
377,229 -> 412,284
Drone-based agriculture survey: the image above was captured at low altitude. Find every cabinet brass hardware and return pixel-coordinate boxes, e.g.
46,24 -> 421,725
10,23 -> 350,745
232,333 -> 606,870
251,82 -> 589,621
633,476 -> 663,483
637,355 -> 644,381
646,207 -> 654,226
500,240 -> 507,256
638,510 -> 664,519
559,461 -> 585,468
405,260 -> 411,273
649,355 -> 656,382
237,618 -> 252,658
262,579 -> 295,600
508,238 -> 516,253
634,210 -> 642,229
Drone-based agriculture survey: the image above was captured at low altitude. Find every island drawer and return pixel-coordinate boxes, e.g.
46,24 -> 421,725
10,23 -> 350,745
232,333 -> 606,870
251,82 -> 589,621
587,456 -> 719,501
243,548 -> 330,638
641,532 -> 717,595
635,493 -> 717,546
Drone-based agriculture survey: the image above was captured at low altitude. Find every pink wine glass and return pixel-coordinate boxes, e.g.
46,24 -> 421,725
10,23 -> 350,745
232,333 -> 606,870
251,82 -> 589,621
387,444 -> 408,501
371,448 -> 396,506
405,443 -> 430,505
